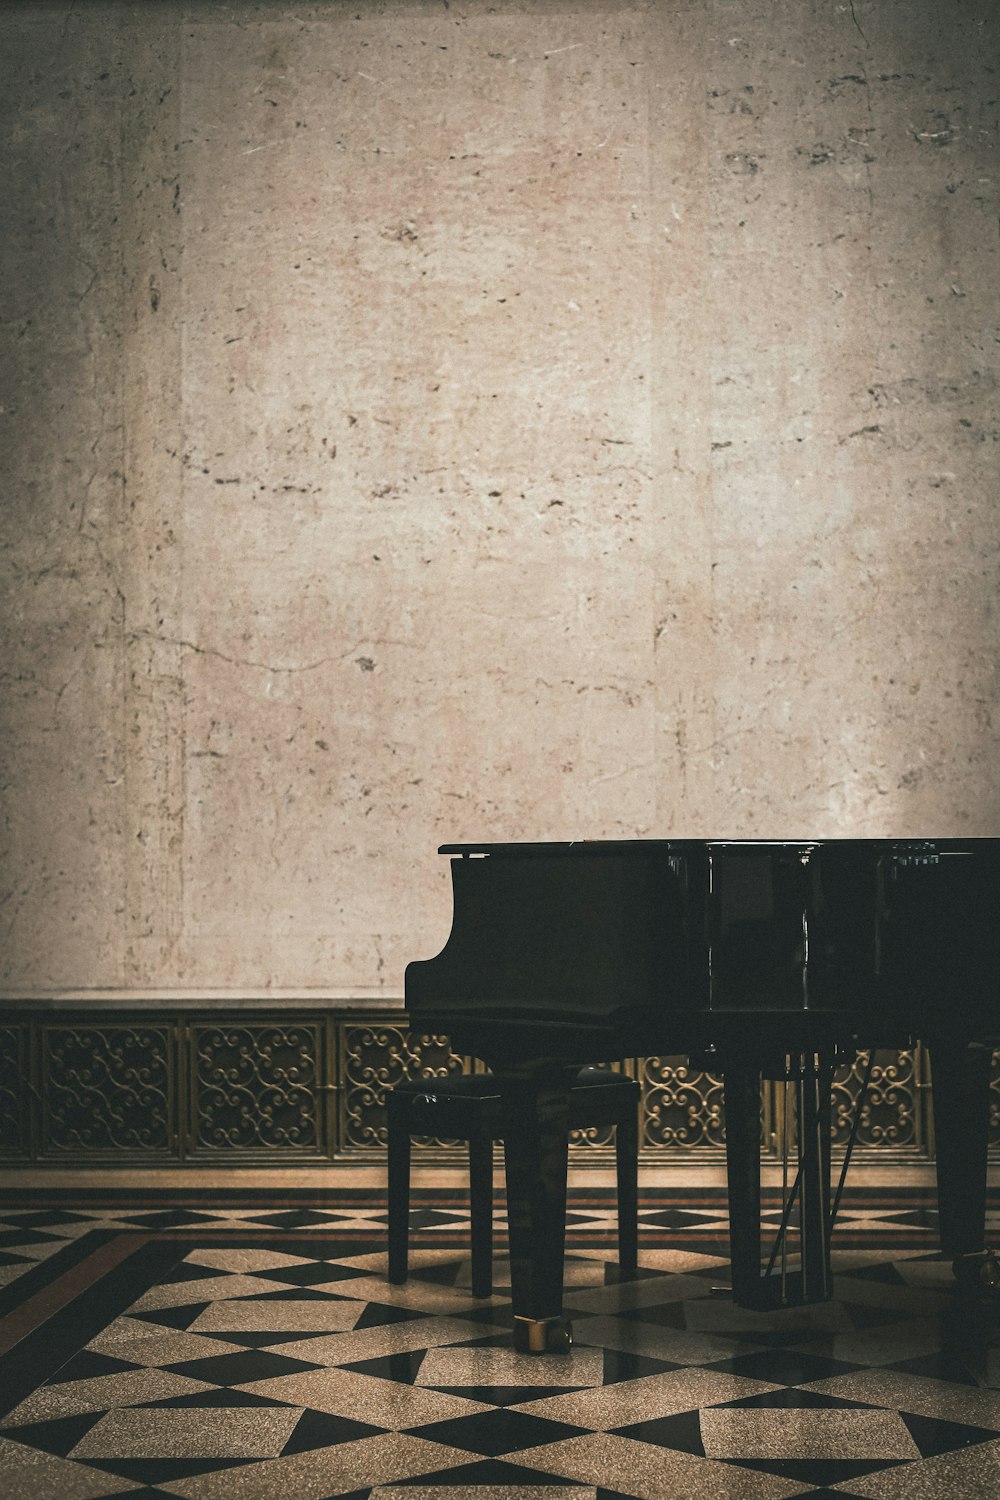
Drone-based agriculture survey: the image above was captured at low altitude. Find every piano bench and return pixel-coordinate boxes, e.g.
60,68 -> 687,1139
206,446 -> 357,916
386,1067 -> 640,1299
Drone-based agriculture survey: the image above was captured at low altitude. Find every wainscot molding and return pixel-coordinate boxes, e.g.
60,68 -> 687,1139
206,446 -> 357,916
1,1001 -> 996,1169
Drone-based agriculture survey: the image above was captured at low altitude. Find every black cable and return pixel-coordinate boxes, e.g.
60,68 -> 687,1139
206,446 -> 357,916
829,1049 -> 876,1232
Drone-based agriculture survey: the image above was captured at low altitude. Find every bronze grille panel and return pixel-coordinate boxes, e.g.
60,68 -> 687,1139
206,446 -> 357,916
830,1047 -> 924,1152
641,1056 -> 726,1151
341,1025 -> 467,1151
189,1022 -> 323,1156
0,1009 -> 994,1165
41,1024 -> 172,1156
0,1024 -> 28,1156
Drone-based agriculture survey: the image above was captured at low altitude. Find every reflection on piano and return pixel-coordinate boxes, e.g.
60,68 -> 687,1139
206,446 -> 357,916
405,840 -> 1000,1351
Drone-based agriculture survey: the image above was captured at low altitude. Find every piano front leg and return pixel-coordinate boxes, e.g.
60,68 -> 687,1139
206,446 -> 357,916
723,1064 -> 764,1307
499,1061 -> 573,1352
930,1041 -> 993,1271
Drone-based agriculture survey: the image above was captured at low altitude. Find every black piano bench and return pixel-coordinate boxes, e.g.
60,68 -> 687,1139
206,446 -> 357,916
386,1066 -> 640,1298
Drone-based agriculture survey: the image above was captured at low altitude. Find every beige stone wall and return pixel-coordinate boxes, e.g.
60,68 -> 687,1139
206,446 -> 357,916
2,1 -> 997,1000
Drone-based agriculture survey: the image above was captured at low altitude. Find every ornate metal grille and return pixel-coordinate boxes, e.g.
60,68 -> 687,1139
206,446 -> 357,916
0,1025 -> 27,1156
190,1022 -> 321,1154
0,1010 -> 995,1165
341,1025 -> 467,1151
42,1024 -> 171,1154
830,1047 -> 923,1152
641,1056 -> 726,1151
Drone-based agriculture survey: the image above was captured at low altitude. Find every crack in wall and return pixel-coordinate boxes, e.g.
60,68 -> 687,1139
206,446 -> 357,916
126,629 -> 404,676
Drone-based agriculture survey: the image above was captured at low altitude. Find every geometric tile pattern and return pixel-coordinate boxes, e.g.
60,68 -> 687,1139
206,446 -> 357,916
1,1188 -> 999,1499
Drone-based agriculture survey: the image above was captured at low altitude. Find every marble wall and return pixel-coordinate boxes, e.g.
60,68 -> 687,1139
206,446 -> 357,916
2,1 -> 997,1000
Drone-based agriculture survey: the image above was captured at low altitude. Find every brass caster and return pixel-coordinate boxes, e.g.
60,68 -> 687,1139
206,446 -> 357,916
952,1250 -> 1000,1290
513,1315 -> 573,1353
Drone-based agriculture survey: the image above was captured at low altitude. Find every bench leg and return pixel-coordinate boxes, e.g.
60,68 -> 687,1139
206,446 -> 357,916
468,1126 -> 494,1298
615,1106 -> 639,1273
387,1102 -> 411,1284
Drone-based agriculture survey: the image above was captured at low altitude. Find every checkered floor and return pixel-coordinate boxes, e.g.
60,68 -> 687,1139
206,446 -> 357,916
1,1188 -> 999,1499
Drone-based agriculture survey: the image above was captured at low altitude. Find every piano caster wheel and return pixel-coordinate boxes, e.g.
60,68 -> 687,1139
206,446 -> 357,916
546,1319 -> 573,1354
952,1251 -> 1000,1290
513,1315 -> 573,1354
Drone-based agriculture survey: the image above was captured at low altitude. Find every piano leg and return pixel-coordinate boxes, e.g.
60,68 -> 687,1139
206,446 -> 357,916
615,1094 -> 639,1274
723,1064 -> 764,1308
499,1062 -> 573,1353
723,1053 -> 834,1310
930,1042 -> 992,1262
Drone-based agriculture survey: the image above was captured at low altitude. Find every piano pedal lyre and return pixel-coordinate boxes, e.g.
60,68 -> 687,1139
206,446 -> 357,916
514,1314 -> 573,1354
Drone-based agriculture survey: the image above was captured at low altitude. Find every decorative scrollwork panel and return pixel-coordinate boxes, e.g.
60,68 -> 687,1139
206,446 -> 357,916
190,1023 -> 321,1154
0,1025 -> 28,1156
640,1056 -> 726,1151
341,1026 -> 466,1151
6,1016 -> 994,1166
42,1025 -> 171,1155
830,1047 -> 921,1152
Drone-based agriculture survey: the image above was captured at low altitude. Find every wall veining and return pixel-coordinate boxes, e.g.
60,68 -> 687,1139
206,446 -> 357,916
2,1 -> 997,999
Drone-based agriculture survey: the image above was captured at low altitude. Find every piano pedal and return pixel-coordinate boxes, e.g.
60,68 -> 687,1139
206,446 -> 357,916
952,1250 -> 1000,1291
714,1269 -> 832,1310
513,1314 -> 573,1354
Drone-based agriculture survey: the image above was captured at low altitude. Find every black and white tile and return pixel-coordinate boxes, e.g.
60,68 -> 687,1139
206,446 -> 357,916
0,1188 -> 998,1498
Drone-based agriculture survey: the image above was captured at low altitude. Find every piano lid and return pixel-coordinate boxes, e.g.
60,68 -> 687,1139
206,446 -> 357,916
437,838 -> 994,857
407,839 -> 1000,1046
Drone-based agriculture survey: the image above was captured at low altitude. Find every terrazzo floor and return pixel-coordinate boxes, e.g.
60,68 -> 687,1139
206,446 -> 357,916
1,1185 -> 999,1499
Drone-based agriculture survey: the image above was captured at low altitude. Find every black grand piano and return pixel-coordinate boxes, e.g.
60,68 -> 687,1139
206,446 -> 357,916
405,839 -> 999,1351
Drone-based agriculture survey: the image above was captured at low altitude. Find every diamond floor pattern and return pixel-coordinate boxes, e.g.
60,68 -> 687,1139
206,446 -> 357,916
0,1187 -> 998,1498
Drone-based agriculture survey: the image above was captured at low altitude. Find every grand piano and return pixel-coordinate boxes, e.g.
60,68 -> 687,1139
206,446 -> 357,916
404,840 -> 999,1351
